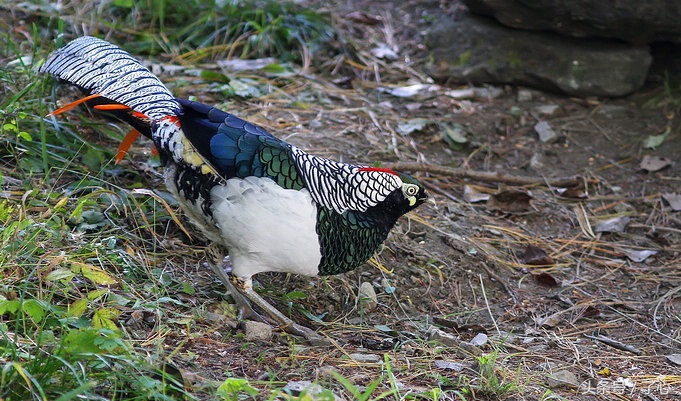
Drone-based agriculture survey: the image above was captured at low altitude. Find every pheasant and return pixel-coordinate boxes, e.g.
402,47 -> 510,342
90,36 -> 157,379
41,36 -> 428,342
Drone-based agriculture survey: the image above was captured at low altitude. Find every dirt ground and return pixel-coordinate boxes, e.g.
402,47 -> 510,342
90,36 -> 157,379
114,1 -> 681,400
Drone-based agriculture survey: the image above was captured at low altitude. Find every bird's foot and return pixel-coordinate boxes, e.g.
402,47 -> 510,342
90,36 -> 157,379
237,280 -> 328,346
280,321 -> 328,346
204,254 -> 262,322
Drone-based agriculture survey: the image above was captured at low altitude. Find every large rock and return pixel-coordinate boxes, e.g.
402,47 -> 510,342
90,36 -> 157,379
462,0 -> 681,44
425,12 -> 651,97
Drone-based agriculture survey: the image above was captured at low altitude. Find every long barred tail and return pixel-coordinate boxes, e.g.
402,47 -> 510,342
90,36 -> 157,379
40,36 -> 181,121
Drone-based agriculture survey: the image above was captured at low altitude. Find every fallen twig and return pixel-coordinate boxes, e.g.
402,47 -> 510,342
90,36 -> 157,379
384,162 -> 591,188
585,334 -> 643,355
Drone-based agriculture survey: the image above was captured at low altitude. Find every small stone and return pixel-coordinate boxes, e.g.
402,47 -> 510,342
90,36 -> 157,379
473,86 -> 503,100
530,153 -> 545,171
546,369 -> 579,389
284,380 -> 325,396
469,332 -> 489,347
534,121 -> 560,143
445,88 -> 476,99
434,360 -> 466,371
349,353 -> 381,363
517,89 -> 533,101
426,326 -> 482,356
242,321 -> 272,341
358,282 -> 378,311
532,104 -> 560,116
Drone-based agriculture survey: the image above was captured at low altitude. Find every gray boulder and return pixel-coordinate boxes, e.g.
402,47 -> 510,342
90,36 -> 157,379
462,0 -> 681,44
425,12 -> 651,97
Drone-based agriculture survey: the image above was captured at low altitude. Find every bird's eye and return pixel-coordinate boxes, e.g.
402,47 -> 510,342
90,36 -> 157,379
404,184 -> 418,196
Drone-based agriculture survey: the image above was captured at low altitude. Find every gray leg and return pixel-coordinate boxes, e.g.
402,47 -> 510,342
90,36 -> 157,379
233,276 -> 327,345
205,255 -> 261,321
205,245 -> 327,345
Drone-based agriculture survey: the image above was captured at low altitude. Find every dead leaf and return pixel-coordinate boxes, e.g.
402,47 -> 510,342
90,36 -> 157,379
555,182 -> 588,199
217,57 -> 278,71
382,84 -> 439,98
463,185 -> 490,203
621,248 -> 657,262
344,11 -> 382,25
534,272 -> 559,287
396,118 -> 431,136
594,216 -> 630,233
662,193 -> 681,211
486,190 -> 533,213
581,305 -> 600,318
597,367 -> 611,376
522,245 -> 555,266
534,311 -> 562,328
442,123 -> 468,150
371,43 -> 398,60
643,128 -> 670,149
666,354 -> 681,366
640,155 -> 672,172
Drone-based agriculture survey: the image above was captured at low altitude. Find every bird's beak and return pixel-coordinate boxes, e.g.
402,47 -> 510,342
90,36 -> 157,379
419,192 -> 436,207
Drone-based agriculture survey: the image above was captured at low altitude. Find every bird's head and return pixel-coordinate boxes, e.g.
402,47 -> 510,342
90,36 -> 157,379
395,171 -> 429,212
357,167 -> 428,220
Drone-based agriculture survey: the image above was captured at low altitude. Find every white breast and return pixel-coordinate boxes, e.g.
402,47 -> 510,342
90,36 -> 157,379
209,176 -> 321,278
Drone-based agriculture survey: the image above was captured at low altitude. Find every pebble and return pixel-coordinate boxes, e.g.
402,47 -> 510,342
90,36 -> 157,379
534,120 -> 560,143
426,326 -> 481,356
358,282 -> 378,311
434,360 -> 466,371
546,369 -> 579,388
517,88 -> 534,102
529,153 -> 545,171
349,353 -> 381,363
242,321 -> 272,341
469,332 -> 489,347
532,104 -> 560,115
283,381 -> 327,397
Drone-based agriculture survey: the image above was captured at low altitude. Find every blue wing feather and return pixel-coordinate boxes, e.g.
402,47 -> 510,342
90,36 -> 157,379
176,98 -> 305,190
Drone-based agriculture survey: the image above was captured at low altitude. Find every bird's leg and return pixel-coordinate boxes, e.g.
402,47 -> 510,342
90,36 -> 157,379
204,252 -> 261,321
230,276 -> 328,346
205,245 -> 326,345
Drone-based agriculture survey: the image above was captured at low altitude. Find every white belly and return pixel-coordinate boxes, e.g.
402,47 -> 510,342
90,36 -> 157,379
209,176 -> 321,278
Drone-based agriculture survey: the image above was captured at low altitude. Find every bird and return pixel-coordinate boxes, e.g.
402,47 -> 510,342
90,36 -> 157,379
40,36 -> 428,343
